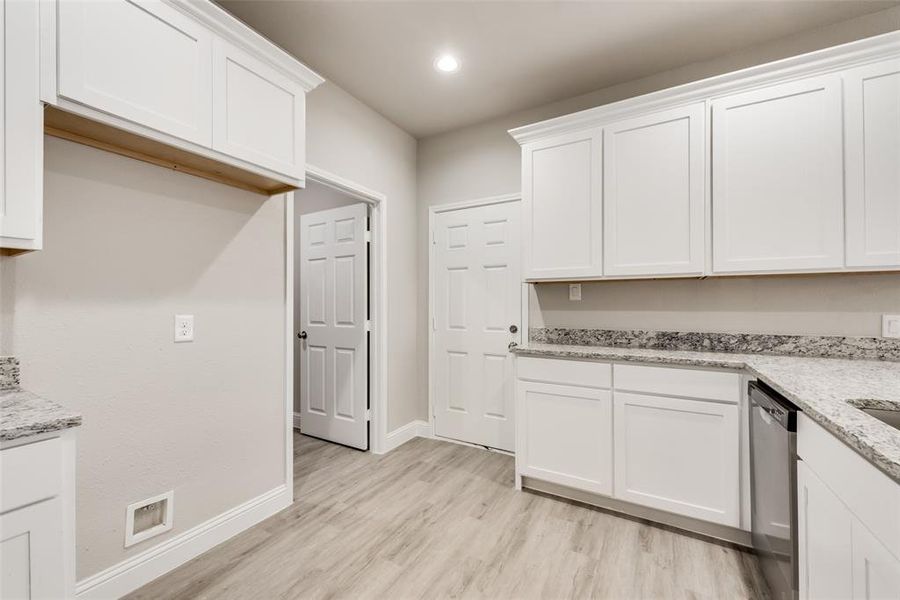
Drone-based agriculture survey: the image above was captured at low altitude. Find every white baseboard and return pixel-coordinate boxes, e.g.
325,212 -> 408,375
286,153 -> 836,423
380,419 -> 432,454
292,411 -> 302,430
76,484 -> 292,600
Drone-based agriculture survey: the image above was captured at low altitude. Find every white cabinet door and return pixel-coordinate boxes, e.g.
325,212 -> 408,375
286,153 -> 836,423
57,0 -> 213,145
0,498 -> 66,600
212,39 -> 306,179
845,58 -> 900,269
711,75 -> 844,273
613,392 -> 740,526
522,129 -> 602,280
797,460 -> 854,600
852,519 -> 900,600
603,102 -> 706,276
0,0 -> 43,250
517,381 -> 613,495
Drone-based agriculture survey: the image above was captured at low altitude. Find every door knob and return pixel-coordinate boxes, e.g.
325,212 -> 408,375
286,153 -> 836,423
509,324 -> 518,334
297,331 -> 308,340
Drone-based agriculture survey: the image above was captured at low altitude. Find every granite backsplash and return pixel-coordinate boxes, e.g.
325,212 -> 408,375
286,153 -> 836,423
0,357 -> 20,391
529,328 -> 900,362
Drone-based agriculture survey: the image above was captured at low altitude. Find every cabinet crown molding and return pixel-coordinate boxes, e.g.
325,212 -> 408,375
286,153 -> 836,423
509,30 -> 900,145
165,0 -> 325,92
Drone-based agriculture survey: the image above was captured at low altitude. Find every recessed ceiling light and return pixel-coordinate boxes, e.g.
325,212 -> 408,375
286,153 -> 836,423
434,54 -> 460,73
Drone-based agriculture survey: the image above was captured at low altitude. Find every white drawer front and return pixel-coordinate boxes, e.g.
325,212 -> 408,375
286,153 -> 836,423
798,413 -> 900,560
614,363 -> 740,403
1,438 -> 62,513
516,356 -> 611,389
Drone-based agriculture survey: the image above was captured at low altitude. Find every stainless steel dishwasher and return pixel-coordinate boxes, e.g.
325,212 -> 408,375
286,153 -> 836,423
748,380 -> 800,600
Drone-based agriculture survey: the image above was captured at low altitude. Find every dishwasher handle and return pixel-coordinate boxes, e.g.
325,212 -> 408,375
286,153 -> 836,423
749,380 -> 798,432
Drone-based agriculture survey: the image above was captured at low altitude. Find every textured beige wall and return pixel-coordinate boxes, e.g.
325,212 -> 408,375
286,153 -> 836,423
0,78 -> 419,579
530,274 -> 900,337
306,82 -> 421,428
4,137 -> 287,578
416,7 -> 900,401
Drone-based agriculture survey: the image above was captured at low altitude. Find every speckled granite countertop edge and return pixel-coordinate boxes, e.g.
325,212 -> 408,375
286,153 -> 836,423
513,343 -> 900,484
1,388 -> 82,442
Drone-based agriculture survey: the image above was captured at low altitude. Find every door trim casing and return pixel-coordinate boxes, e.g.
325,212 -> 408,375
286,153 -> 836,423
427,193 -> 524,451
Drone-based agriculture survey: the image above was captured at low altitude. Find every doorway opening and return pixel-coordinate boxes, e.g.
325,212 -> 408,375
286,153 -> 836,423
286,166 -> 387,476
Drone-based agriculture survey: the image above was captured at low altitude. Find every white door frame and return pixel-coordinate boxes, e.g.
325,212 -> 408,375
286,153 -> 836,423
427,193 -> 525,451
285,164 -> 389,493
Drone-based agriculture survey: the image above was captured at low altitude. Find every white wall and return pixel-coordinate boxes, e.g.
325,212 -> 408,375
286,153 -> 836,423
305,82 -> 421,428
416,7 -> 900,406
3,137 -> 287,579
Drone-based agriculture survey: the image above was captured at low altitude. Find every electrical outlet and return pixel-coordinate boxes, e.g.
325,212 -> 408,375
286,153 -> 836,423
569,283 -> 582,301
174,315 -> 194,342
883,315 -> 900,339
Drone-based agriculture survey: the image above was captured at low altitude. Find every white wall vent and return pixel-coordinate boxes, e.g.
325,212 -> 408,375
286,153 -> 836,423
124,490 -> 174,547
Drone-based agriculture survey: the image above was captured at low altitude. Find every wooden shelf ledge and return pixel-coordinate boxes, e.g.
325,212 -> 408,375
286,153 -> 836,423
44,106 -> 297,196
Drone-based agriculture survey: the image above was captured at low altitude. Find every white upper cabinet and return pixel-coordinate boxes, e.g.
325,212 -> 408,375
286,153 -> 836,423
603,102 -> 706,276
58,0 -> 214,146
522,129 -> 602,280
0,0 -> 43,251
512,33 -> 900,281
711,75 -> 845,274
844,58 -> 900,269
212,39 -> 306,179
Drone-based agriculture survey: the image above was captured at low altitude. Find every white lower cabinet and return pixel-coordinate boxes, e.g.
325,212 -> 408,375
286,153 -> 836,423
0,498 -> 66,600
798,414 -> 900,600
516,358 -> 743,530
613,392 -> 740,526
0,433 -> 76,598
797,460 -> 854,600
852,517 -> 900,600
517,380 -> 613,495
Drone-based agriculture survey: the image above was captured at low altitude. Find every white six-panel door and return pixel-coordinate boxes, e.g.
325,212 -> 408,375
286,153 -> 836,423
299,203 -> 368,450
432,200 -> 521,451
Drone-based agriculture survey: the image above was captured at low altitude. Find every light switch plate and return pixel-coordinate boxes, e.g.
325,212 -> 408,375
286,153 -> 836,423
883,315 -> 900,339
174,315 -> 194,342
569,283 -> 582,302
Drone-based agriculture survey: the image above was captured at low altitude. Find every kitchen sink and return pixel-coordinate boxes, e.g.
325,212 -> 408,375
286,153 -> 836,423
860,407 -> 900,431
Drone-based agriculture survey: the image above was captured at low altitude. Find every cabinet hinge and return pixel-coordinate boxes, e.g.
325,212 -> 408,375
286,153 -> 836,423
365,409 -> 372,421
365,320 -> 371,332
364,230 -> 372,243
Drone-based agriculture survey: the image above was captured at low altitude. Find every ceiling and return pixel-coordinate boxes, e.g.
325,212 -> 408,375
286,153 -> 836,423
217,1 -> 898,138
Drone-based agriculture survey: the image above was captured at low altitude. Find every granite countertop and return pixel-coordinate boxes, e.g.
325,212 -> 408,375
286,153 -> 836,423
513,343 -> 900,484
1,388 -> 82,442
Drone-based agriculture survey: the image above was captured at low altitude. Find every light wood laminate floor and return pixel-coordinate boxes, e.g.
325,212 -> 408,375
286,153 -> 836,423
128,433 -> 769,600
